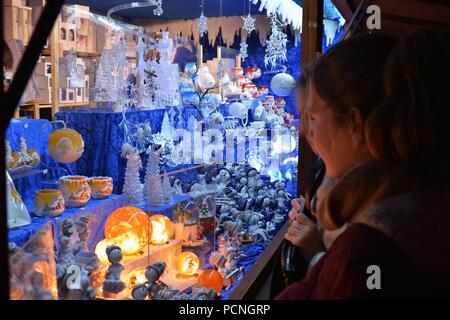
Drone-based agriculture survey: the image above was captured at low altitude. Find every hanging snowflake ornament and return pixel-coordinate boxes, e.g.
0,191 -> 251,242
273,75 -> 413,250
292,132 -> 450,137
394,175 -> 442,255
240,41 -> 248,61
153,0 -> 163,16
243,13 -> 256,33
198,11 -> 208,37
264,13 -> 288,70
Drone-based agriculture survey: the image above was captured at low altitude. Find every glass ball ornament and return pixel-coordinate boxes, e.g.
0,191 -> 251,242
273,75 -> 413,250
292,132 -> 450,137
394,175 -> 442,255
198,71 -> 216,89
175,252 -> 200,277
149,214 -> 174,245
198,269 -> 223,293
104,206 -> 151,255
270,72 -> 296,97
48,128 -> 84,163
228,102 -> 247,119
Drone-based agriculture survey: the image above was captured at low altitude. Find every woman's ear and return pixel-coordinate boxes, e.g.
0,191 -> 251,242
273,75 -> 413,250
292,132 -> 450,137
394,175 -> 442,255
349,107 -> 365,146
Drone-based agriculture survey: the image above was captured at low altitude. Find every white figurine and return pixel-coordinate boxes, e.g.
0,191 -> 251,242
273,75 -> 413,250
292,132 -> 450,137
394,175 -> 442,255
102,245 -> 126,295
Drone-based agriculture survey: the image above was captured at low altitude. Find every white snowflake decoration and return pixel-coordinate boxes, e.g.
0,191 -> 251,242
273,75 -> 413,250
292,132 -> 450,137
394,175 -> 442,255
264,13 -> 288,70
153,0 -> 163,16
240,41 -> 248,61
198,11 -> 208,37
243,13 -> 256,33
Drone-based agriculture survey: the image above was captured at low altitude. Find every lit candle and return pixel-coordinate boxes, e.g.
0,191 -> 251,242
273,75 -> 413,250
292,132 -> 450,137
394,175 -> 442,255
197,44 -> 203,67
236,54 -> 241,68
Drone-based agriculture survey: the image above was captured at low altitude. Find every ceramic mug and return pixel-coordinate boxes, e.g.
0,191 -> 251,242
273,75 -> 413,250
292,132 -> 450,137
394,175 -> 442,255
88,176 -> 113,199
34,189 -> 65,217
59,175 -> 91,207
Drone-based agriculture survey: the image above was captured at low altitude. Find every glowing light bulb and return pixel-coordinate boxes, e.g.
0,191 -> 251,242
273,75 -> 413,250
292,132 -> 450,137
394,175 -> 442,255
175,252 -> 200,277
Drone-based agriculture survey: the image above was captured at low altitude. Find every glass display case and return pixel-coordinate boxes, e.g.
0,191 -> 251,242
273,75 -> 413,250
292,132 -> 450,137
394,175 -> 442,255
5,1 -> 301,300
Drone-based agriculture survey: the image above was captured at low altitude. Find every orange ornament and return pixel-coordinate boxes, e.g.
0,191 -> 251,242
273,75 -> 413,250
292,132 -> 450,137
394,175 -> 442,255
175,252 -> 200,277
104,206 -> 151,255
149,214 -> 174,245
198,269 -> 223,293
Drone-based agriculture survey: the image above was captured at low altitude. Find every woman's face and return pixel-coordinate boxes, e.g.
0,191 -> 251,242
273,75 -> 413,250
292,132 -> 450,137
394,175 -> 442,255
298,85 -> 316,154
305,83 -> 369,178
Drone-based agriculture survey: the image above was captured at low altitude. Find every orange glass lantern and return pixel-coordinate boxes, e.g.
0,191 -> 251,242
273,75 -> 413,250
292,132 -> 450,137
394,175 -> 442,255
175,252 -> 200,278
149,214 -> 174,245
198,269 -> 223,293
127,267 -> 147,289
104,206 -> 151,255
95,239 -> 115,265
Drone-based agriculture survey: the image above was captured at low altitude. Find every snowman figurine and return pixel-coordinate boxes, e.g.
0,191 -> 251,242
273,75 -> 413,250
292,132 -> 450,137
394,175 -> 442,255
102,245 -> 126,296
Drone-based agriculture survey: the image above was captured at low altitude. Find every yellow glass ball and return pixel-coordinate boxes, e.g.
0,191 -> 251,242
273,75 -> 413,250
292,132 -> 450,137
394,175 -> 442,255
175,252 -> 200,276
149,214 -> 174,245
48,128 -> 84,163
104,206 -> 151,255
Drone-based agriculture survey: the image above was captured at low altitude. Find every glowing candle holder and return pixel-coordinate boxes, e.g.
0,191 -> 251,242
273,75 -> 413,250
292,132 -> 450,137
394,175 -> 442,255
175,252 -> 200,279
149,214 -> 174,245
104,206 -> 152,256
95,239 -> 115,265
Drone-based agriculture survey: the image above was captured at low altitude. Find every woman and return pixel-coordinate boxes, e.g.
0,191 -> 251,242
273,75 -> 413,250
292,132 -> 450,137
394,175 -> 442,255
284,32 -> 398,266
277,29 -> 450,299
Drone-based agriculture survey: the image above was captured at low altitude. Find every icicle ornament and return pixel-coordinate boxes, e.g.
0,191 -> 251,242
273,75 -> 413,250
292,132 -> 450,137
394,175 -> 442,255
264,13 -> 288,70
198,11 -> 208,37
240,41 -> 248,61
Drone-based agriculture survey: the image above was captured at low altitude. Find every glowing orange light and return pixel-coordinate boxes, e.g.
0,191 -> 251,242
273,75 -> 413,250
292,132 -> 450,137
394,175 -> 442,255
104,206 -> 151,255
127,267 -> 147,289
149,214 -> 174,245
95,239 -> 115,265
198,269 -> 223,293
175,252 -> 200,277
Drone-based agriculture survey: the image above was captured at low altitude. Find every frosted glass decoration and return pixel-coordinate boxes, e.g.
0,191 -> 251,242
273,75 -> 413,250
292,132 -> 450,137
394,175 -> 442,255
6,170 -> 31,228
157,31 -> 174,64
270,72 -> 296,97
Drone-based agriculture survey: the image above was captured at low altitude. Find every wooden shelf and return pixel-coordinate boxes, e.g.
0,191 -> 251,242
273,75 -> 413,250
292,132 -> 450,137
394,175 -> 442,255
36,47 -> 99,58
60,102 -> 91,107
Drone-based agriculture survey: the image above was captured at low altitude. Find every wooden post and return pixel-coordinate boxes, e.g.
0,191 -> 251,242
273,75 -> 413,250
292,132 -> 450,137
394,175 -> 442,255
51,17 -> 60,119
298,0 -> 323,197
33,101 -> 40,119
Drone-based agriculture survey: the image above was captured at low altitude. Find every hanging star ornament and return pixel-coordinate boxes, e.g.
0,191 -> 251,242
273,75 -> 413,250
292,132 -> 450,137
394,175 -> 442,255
243,13 -> 256,33
240,41 -> 248,61
153,1 -> 163,16
198,11 -> 208,37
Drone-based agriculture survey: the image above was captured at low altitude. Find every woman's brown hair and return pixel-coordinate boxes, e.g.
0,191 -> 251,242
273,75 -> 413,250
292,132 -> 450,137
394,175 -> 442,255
311,32 -> 398,120
366,29 -> 450,185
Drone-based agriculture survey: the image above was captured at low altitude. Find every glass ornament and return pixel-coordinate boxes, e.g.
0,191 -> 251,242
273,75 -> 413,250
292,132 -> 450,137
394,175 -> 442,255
149,214 -> 174,245
104,206 -> 152,255
175,252 -> 200,277
198,269 -> 223,293
48,128 -> 84,164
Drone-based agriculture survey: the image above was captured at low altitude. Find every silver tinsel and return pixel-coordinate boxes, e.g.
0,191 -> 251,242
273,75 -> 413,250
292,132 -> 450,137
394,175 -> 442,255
242,13 -> 256,33
153,0 -> 163,16
264,13 -> 288,70
240,41 -> 248,61
198,11 -> 208,37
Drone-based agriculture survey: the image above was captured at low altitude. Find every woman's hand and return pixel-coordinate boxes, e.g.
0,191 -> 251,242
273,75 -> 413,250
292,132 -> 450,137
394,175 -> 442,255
285,209 -> 325,263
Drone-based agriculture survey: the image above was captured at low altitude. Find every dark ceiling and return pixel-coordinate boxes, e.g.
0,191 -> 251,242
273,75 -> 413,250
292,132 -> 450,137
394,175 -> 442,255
65,0 -> 303,20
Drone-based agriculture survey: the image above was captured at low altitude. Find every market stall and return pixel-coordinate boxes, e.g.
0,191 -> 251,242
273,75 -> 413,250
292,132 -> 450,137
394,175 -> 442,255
3,0 -> 344,300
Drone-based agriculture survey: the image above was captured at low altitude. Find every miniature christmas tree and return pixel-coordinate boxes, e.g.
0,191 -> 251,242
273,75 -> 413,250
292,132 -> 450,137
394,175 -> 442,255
122,151 -> 144,206
144,146 -> 165,206
161,174 -> 173,204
